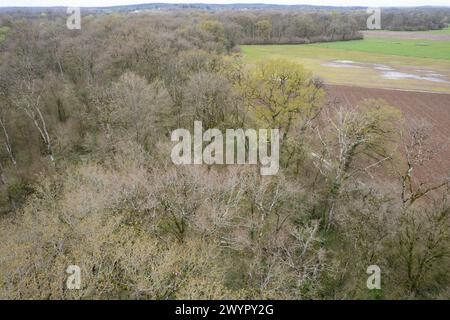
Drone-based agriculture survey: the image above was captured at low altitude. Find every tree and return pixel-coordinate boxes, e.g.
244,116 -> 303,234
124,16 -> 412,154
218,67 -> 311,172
0,104 -> 16,167
240,59 -> 325,146
103,72 -> 170,148
199,20 -> 229,50
12,79 -> 54,162
182,72 -> 236,129
314,99 -> 401,229
255,19 -> 272,42
396,121 -> 449,208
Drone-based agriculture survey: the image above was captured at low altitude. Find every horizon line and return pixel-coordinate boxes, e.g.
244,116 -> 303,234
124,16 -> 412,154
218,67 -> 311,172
1,2 -> 450,9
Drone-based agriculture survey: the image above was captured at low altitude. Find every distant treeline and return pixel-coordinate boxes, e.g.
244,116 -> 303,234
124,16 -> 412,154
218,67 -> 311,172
0,7 -> 449,46
218,11 -> 364,45
379,8 -> 449,31
216,9 -> 449,45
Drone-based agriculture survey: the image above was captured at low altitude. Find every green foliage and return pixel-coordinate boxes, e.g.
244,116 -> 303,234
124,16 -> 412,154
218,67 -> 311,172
199,20 -> 230,50
6,181 -> 33,207
255,20 -> 272,41
240,59 -> 325,136
0,26 -> 9,43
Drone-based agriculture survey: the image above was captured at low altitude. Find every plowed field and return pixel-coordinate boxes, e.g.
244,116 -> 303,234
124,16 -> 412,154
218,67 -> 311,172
327,85 -> 450,182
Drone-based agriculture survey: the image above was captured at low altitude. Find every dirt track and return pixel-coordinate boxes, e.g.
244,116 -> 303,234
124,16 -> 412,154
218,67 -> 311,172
327,85 -> 450,182
362,30 -> 450,41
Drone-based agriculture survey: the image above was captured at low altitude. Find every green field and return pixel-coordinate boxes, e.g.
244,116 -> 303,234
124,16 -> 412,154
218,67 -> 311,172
424,26 -> 450,35
309,38 -> 450,60
242,37 -> 450,93
369,26 -> 450,35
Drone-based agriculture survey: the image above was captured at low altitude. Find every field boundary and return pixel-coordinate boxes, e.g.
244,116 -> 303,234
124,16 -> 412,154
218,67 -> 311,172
325,84 -> 450,95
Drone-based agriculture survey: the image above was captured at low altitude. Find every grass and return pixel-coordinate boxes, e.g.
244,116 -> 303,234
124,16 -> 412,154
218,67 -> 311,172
309,38 -> 450,60
241,39 -> 450,93
424,26 -> 450,35
366,26 -> 450,35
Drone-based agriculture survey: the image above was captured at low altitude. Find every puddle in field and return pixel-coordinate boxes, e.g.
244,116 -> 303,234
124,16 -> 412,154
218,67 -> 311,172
323,60 -> 363,68
374,64 -> 394,71
323,60 -> 450,84
383,71 -> 449,83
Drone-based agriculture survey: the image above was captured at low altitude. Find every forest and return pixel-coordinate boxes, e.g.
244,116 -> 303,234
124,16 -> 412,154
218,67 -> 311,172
0,8 -> 449,299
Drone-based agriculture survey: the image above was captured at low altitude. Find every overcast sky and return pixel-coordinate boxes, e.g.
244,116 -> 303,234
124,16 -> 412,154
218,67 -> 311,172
1,0 -> 449,7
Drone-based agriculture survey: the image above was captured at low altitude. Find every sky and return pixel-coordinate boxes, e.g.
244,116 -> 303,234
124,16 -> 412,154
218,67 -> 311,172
1,0 -> 449,7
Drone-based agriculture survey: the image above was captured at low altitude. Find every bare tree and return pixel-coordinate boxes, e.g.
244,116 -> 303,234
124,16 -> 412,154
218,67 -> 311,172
13,79 -> 54,162
314,100 -> 400,229
0,105 -> 16,166
397,122 -> 449,208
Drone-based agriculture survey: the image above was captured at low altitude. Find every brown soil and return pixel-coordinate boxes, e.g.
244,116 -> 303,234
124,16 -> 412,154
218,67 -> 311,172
327,85 -> 450,184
